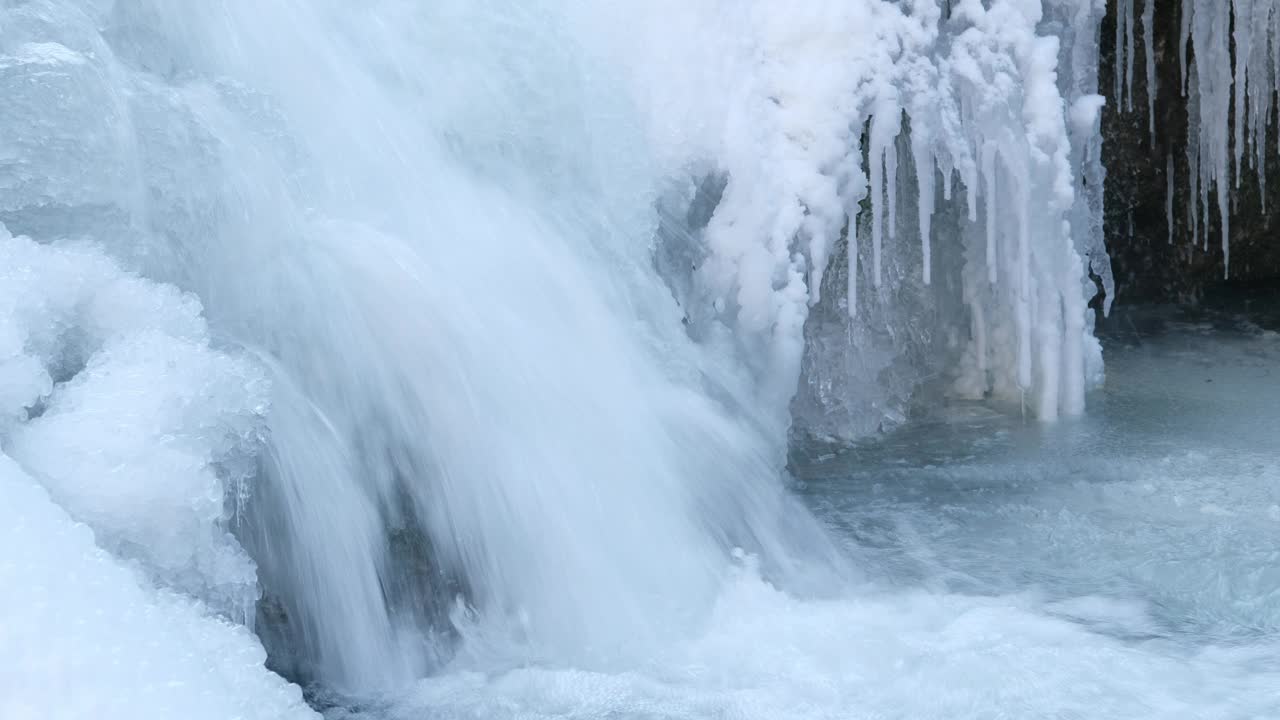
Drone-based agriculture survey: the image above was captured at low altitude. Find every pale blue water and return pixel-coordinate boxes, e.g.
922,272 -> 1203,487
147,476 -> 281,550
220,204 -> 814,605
794,302 -> 1280,649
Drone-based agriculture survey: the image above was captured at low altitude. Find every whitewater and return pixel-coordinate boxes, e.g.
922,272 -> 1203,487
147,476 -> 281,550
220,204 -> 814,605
1,1 -> 1278,718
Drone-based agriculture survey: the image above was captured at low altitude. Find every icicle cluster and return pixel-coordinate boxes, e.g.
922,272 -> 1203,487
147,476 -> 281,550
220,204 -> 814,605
1122,0 -> 1280,274
639,0 -> 1106,421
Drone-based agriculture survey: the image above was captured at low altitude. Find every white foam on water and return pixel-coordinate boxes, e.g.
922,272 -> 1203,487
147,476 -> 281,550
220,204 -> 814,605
377,564 -> 1279,720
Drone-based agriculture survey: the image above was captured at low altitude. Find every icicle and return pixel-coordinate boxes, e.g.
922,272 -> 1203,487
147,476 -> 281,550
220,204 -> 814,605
886,137 -> 899,241
1189,152 -> 1200,248
1219,175 -> 1231,278
1184,0 -> 1237,274
847,209 -> 859,318
1187,68 -> 1201,249
1125,0 -> 1137,111
1274,4 -> 1280,159
1143,0 -> 1156,142
1166,153 -> 1175,244
1233,0 -> 1253,189
870,148 -> 883,290
1179,0 -> 1192,96
869,109 -> 898,290
1246,0 -> 1276,193
1203,185 -> 1210,251
911,133 -> 935,285
982,142 -> 998,285
1261,3 -> 1273,213
1014,161 -> 1032,393
1115,0 -> 1129,106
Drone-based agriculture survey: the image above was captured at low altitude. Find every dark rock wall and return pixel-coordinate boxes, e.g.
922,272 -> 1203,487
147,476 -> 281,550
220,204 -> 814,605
1100,0 -> 1280,305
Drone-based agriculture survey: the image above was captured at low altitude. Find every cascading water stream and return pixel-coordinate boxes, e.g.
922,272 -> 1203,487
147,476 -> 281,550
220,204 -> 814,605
86,0 -> 852,693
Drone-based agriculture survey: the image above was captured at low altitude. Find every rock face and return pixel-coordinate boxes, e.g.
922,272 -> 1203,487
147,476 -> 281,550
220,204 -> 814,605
1100,0 -> 1280,305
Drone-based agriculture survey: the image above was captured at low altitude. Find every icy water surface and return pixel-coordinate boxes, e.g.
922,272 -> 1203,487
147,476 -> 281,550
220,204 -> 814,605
326,300 -> 1280,719
796,301 -> 1280,646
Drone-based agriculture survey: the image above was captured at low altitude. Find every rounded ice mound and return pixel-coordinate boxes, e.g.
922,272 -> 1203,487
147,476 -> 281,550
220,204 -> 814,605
0,225 -> 270,619
0,455 -> 315,720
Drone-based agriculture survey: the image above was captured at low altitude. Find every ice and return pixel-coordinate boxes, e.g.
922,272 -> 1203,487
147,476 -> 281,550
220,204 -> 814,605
0,226 -> 313,716
1142,0 -> 1156,142
1167,153 -> 1176,244
1116,0 -> 1135,111
611,0 -> 1104,427
0,3 -> 138,242
0,455 -> 315,720
1148,0 -> 1280,272
0,227 -> 268,619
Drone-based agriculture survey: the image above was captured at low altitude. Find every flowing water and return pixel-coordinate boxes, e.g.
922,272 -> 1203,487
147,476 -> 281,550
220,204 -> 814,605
301,301 -> 1280,719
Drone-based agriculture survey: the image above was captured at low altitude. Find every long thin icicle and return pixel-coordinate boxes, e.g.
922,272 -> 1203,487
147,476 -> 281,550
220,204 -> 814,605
911,125 -> 935,285
983,142 -> 998,286
1125,0 -> 1137,111
1115,0 -> 1131,108
1142,0 -> 1156,142
848,208 -> 859,318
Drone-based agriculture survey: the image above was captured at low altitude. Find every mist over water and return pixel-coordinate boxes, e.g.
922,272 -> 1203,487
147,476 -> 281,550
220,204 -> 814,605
2,1 -> 1279,719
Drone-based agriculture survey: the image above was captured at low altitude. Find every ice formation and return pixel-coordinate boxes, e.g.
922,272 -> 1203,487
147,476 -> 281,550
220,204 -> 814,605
0,229 -> 307,719
0,456 -> 316,720
0,227 -> 268,612
1124,0 -> 1280,273
623,0 -> 1107,422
